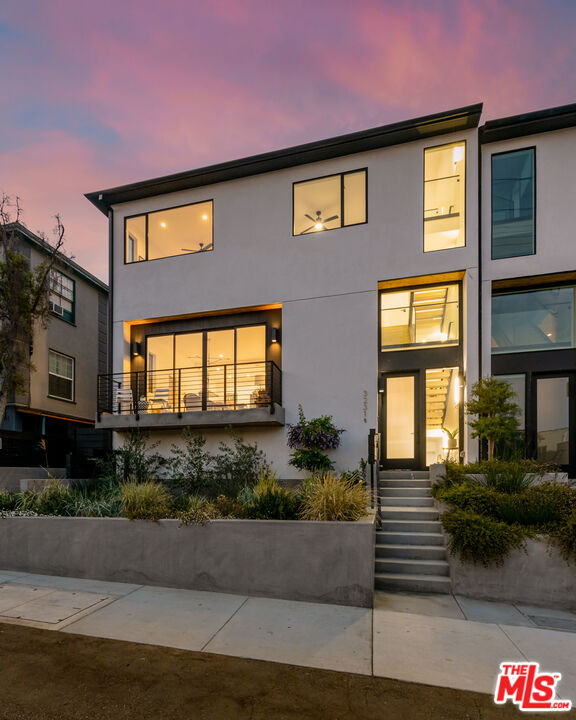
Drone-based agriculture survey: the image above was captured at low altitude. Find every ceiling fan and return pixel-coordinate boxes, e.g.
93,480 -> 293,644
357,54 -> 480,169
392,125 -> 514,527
181,242 -> 214,252
300,210 -> 339,234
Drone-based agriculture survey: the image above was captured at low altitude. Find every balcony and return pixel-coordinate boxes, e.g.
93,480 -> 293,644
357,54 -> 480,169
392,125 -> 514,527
96,361 -> 284,430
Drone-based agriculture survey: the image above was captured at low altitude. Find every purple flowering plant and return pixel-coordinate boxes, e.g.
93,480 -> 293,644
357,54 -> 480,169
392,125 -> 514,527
287,406 -> 344,472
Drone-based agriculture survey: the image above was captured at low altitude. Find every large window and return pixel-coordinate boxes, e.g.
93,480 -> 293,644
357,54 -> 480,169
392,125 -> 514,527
48,350 -> 75,401
492,287 -> 575,354
293,170 -> 366,236
145,325 -> 267,410
125,200 -> 213,263
49,270 -> 75,323
380,284 -> 459,351
424,142 -> 466,252
492,148 -> 535,259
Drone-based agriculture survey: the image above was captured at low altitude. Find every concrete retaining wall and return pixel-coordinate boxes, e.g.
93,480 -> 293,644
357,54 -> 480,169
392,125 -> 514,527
0,515 -> 375,608
0,468 -> 66,492
447,538 -> 576,611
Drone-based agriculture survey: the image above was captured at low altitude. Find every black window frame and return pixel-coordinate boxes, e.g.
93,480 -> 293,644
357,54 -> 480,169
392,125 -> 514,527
423,139 -> 467,253
292,168 -> 368,237
124,199 -> 214,264
491,146 -> 536,260
47,349 -> 76,403
49,270 -> 76,324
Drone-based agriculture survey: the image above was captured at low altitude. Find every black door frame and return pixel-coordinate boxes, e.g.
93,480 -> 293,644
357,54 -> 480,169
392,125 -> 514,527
379,371 -> 421,470
530,371 -> 575,476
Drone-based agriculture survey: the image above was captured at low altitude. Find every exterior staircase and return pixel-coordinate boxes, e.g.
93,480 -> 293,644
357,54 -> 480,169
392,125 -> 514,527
375,470 -> 451,593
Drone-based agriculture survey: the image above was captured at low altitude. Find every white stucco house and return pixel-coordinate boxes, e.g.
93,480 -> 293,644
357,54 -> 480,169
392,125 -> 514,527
86,102 -> 576,478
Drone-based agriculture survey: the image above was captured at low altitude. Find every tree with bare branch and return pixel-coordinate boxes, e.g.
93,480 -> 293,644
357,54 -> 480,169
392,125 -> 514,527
0,195 -> 66,424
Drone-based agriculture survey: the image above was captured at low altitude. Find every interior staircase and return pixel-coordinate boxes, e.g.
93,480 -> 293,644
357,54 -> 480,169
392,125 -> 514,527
375,470 -> 451,593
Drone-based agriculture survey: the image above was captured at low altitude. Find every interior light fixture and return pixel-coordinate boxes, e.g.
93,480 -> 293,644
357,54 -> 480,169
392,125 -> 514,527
314,222 -> 323,230
202,214 -> 208,221
160,222 -> 167,228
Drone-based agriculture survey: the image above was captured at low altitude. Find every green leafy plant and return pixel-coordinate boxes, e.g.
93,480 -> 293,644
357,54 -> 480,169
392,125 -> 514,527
0,491 -> 20,511
465,377 -> 520,460
494,483 -> 576,526
168,429 -> 213,496
120,481 -> 172,521
178,494 -> 216,527
210,430 -> 269,498
35,479 -> 73,516
240,471 -> 300,520
442,509 -> 528,566
287,406 -> 344,473
94,430 -> 166,485
550,510 -> 576,562
299,472 -> 367,521
435,484 -> 499,516
472,459 -> 536,494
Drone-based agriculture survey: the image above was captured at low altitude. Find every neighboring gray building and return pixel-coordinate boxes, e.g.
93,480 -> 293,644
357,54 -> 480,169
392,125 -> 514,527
87,102 -> 576,477
0,223 -> 109,470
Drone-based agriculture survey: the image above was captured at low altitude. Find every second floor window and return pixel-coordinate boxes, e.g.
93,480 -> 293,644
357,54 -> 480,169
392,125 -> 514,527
293,169 -> 367,236
49,270 -> 75,323
424,141 -> 466,252
492,148 -> 535,259
125,200 -> 213,263
48,350 -> 75,401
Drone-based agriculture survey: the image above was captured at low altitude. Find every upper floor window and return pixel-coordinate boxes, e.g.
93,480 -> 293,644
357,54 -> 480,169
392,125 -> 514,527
491,148 -> 535,259
125,200 -> 213,263
380,283 -> 460,351
48,350 -> 75,401
424,142 -> 466,252
49,270 -> 75,323
492,287 -> 574,354
293,169 -> 366,236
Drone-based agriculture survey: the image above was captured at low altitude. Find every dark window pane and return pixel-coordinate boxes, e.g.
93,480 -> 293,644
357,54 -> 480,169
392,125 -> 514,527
492,149 -> 535,259
492,288 -> 574,353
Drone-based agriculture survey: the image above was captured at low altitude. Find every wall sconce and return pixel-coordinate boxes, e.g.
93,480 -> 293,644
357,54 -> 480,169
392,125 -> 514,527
271,328 -> 280,344
131,341 -> 142,357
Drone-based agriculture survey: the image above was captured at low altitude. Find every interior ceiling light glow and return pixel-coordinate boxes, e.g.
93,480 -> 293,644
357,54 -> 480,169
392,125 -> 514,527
314,223 -> 323,230
160,222 -> 166,228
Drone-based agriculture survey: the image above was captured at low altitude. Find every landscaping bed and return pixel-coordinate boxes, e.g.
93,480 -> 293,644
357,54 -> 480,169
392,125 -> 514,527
431,460 -> 576,610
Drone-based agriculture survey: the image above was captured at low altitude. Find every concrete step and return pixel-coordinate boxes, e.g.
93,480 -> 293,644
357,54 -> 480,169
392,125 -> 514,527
379,487 -> 431,498
379,519 -> 442,533
379,507 -> 439,521
379,479 -> 431,489
376,531 -> 445,546
375,543 -> 447,560
375,558 -> 450,576
379,471 -> 430,479
375,573 -> 451,594
379,496 -> 434,507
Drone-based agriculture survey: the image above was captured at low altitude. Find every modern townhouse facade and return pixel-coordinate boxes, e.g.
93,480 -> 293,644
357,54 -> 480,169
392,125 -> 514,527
0,223 -> 109,470
88,102 -> 576,478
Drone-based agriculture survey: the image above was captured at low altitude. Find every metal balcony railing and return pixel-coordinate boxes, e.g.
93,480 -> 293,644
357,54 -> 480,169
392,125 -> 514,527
97,361 -> 282,419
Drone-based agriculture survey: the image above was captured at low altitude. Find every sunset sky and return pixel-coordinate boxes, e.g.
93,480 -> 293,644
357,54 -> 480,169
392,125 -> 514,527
1,0 -> 575,281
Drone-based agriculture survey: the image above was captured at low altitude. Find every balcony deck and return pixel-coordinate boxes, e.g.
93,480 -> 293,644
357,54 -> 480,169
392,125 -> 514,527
96,361 -> 283,431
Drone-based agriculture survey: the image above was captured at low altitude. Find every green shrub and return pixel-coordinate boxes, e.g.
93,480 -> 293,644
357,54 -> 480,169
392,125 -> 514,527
442,509 -> 527,566
36,480 -> 73,516
287,406 -> 344,473
168,430 -> 213,496
241,472 -> 300,520
66,487 -> 121,518
15,490 -> 39,512
210,494 -> 243,518
494,483 -> 576,527
178,495 -> 215,526
550,510 -> 576,562
94,430 -> 166,485
210,431 -> 269,498
471,459 -> 536,493
120,481 -> 172,521
441,460 -> 468,487
436,484 -> 499,516
299,472 -> 367,521
0,491 -> 20,511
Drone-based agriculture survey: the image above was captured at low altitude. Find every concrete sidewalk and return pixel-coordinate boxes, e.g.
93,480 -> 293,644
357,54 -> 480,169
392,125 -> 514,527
1,569 -> 575,700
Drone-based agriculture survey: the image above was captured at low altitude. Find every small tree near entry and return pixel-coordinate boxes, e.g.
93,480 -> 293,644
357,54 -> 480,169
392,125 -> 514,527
465,377 -> 519,461
0,195 -> 65,424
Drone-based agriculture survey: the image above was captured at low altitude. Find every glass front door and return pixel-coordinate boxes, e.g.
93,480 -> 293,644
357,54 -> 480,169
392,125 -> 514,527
534,374 -> 574,471
380,373 -> 419,469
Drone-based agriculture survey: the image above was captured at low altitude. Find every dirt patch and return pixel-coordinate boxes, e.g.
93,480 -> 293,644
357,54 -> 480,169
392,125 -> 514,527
0,623 -> 546,719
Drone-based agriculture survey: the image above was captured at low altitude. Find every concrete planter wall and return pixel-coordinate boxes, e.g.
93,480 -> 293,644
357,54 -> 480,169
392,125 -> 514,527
429,463 -> 569,486
0,514 -> 375,608
447,538 -> 576,611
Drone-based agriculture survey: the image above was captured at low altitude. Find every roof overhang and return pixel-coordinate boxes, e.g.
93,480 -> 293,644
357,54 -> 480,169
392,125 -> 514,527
480,102 -> 576,144
86,103 -> 483,215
